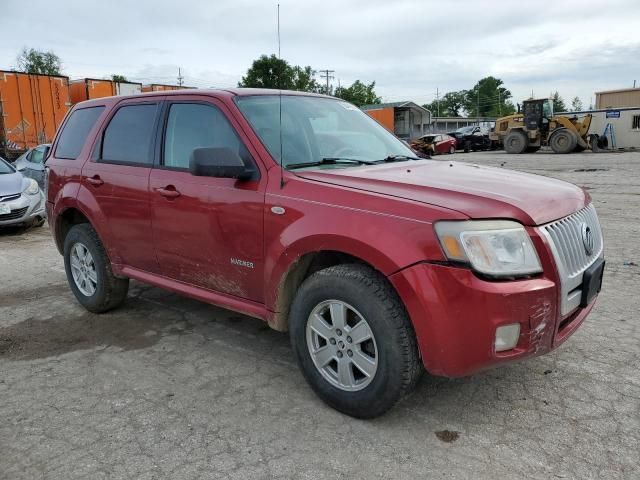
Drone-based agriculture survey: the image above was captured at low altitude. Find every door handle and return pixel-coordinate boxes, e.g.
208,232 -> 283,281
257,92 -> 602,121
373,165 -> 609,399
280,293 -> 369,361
156,186 -> 181,198
86,175 -> 104,186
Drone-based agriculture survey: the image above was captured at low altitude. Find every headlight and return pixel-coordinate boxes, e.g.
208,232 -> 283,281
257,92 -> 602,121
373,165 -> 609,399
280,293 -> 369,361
22,178 -> 40,196
434,220 -> 542,277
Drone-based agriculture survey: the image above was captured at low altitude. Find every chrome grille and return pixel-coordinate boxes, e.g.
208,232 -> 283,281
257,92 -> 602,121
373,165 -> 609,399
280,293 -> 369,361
539,204 -> 604,315
0,193 -> 20,203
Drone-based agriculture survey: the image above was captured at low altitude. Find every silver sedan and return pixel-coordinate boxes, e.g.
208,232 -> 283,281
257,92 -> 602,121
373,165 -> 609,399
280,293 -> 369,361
0,156 -> 46,228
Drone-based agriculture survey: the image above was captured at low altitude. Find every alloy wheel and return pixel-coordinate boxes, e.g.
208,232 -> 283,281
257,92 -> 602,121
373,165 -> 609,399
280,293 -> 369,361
70,242 -> 97,296
306,300 -> 378,391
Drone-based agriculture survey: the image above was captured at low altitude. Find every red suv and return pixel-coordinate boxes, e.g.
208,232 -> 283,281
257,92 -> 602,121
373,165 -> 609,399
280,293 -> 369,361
46,89 -> 604,418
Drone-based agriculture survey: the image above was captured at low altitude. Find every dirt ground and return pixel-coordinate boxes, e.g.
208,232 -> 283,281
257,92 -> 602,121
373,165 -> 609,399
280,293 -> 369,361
1,150 -> 639,479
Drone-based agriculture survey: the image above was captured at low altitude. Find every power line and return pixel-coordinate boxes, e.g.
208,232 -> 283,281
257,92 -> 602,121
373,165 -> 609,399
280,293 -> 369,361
318,69 -> 335,94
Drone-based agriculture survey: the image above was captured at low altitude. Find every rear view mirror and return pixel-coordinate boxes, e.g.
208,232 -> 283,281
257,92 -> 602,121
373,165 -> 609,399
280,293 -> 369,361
189,147 -> 253,180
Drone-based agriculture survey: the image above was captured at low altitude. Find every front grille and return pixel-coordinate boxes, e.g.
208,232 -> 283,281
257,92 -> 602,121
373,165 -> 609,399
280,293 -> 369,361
539,203 -> 604,315
0,193 -> 20,203
0,206 -> 28,221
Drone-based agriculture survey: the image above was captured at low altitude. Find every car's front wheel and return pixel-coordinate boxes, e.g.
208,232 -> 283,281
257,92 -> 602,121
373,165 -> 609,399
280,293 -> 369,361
63,224 -> 129,313
289,264 -> 422,418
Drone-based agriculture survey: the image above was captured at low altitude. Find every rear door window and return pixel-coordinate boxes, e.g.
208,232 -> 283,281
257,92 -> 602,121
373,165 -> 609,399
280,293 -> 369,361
54,106 -> 105,159
100,104 -> 158,165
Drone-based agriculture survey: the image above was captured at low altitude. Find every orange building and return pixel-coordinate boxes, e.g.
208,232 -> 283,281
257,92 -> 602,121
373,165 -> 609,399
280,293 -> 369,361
0,70 -> 71,157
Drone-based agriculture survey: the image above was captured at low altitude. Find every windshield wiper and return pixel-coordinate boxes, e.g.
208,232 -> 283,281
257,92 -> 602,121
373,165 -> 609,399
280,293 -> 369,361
376,154 -> 423,163
287,157 -> 376,169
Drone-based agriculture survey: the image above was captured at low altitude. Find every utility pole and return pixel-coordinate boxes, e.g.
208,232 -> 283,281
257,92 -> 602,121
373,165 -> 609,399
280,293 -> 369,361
476,89 -> 480,124
436,88 -> 440,117
177,67 -> 184,87
318,69 -> 335,95
498,90 -> 501,116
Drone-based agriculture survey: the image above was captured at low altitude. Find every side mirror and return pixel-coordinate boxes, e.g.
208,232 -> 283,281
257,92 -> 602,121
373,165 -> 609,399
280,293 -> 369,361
43,145 -> 51,162
189,147 -> 253,180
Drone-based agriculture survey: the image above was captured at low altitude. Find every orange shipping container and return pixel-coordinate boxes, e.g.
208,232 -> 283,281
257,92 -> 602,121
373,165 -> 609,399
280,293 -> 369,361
0,70 -> 71,158
142,84 -> 193,92
364,107 -> 394,132
70,78 -> 142,104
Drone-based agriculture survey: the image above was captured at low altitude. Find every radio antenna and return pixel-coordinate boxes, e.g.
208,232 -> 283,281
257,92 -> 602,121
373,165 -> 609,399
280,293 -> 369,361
277,3 -> 285,189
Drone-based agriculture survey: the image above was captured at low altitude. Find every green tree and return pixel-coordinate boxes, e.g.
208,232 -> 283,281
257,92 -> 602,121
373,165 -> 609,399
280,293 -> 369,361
464,77 -> 515,117
238,54 -> 319,92
551,91 -> 567,112
334,80 -> 381,107
424,91 -> 467,117
111,74 -> 128,82
16,47 -> 62,75
570,96 -> 583,112
291,65 -> 320,92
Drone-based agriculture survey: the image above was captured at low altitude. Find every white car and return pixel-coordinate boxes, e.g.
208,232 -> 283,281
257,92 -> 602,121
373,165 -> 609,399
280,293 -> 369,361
13,143 -> 50,190
0,156 -> 46,228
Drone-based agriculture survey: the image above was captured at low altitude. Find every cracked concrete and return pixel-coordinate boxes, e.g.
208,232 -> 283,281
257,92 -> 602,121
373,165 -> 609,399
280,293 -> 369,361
1,150 -> 639,479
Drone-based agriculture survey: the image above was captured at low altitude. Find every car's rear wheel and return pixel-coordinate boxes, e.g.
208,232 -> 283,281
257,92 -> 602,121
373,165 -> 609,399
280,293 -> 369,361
63,224 -> 129,313
289,264 -> 422,418
448,145 -> 455,154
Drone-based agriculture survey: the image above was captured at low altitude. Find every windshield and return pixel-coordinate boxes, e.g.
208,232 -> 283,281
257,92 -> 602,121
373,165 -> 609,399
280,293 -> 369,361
456,126 -> 475,134
235,95 -> 415,168
0,157 -> 15,174
420,135 -> 437,142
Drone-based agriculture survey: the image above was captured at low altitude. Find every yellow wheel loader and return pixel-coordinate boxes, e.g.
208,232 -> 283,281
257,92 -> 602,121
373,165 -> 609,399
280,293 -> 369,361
490,99 -> 594,154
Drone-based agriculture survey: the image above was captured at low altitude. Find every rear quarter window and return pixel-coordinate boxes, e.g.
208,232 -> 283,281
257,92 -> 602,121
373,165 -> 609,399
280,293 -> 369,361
54,106 -> 105,160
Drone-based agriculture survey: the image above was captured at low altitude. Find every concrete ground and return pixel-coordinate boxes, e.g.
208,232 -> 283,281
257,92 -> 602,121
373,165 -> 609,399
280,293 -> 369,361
1,150 -> 638,479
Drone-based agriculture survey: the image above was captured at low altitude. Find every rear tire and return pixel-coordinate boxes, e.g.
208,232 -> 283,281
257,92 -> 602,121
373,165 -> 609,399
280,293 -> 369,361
448,145 -> 455,154
63,224 -> 129,313
289,264 -> 422,418
504,130 -> 528,154
549,128 -> 578,154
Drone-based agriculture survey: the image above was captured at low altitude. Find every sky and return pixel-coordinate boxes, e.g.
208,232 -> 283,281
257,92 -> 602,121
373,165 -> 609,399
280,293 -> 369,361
2,0 -> 639,112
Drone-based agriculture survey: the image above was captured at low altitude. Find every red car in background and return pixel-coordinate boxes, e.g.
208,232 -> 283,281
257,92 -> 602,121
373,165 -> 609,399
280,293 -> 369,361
411,133 -> 457,155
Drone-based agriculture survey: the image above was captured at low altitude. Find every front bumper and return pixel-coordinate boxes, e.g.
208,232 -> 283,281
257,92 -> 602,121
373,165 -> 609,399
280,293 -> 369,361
389,262 -> 597,377
0,191 -> 46,227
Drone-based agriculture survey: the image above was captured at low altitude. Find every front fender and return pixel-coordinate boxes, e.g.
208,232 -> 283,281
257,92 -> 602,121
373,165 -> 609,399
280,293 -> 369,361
263,198 -> 447,313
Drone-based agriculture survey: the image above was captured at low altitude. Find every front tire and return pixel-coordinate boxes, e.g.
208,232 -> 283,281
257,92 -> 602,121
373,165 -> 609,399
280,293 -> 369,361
504,130 -> 528,154
549,128 -> 578,154
63,224 -> 129,313
289,264 -> 422,418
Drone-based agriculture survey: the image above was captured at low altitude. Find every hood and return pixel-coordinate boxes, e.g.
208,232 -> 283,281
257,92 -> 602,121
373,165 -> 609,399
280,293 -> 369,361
296,160 -> 588,226
0,171 -> 24,197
